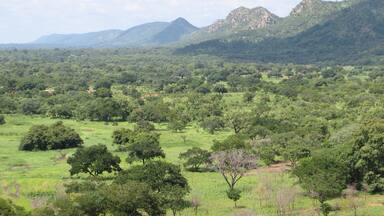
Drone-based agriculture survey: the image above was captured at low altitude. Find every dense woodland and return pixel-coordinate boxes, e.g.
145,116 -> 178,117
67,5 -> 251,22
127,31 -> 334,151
0,48 -> 384,215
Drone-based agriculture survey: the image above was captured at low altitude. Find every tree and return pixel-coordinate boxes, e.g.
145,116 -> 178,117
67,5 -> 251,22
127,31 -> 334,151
0,115 -> 5,125
251,137 -> 276,166
134,120 -> 156,132
283,145 -> 311,168
19,122 -> 83,151
67,144 -> 121,177
21,99 -> 41,115
115,161 -> 190,214
200,116 -> 225,134
0,197 -> 29,216
292,152 -> 347,216
49,104 -> 73,119
179,147 -> 211,171
112,128 -> 133,145
226,111 -> 249,134
352,120 -> 384,193
116,161 -> 189,192
127,132 -> 165,164
162,186 -> 190,216
168,118 -> 188,132
211,150 -> 256,206
100,182 -> 164,216
212,135 -> 250,152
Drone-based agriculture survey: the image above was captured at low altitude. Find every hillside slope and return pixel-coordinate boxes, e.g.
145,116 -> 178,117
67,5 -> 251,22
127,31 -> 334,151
178,0 -> 384,65
33,18 -> 198,47
34,30 -> 123,46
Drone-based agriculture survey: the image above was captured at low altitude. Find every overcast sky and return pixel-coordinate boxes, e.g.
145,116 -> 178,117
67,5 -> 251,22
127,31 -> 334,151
0,0 -> 317,43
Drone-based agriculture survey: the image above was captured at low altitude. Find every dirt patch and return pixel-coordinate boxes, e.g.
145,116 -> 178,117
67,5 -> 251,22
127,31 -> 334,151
246,163 -> 290,176
8,163 -> 31,171
82,128 -> 95,132
367,202 -> 384,207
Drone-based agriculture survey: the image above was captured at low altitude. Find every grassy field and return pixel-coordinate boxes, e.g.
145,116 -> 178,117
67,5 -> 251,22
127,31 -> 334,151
0,115 -> 383,216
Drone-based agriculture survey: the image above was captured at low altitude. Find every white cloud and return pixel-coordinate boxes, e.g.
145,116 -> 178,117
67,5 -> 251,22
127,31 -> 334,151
0,0 -> 311,43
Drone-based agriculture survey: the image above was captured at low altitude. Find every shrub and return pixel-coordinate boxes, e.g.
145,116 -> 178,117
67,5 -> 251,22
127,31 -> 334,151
19,121 -> 83,151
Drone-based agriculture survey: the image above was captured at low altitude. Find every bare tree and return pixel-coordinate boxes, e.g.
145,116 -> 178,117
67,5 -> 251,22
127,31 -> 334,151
211,150 -> 257,190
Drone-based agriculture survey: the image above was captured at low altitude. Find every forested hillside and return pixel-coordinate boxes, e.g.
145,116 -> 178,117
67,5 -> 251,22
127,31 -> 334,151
178,0 -> 384,65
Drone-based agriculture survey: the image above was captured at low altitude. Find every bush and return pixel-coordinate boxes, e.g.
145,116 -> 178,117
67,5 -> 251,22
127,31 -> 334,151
0,115 -> 5,125
179,147 -> 211,171
0,197 -> 29,216
200,116 -> 225,134
19,121 -> 83,151
67,144 -> 121,177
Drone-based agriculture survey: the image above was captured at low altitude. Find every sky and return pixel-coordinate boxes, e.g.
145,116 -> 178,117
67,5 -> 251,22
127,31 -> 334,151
0,0 -> 312,43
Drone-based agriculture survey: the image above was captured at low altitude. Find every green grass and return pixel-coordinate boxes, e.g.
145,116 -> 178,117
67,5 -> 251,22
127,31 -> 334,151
0,115 -> 383,215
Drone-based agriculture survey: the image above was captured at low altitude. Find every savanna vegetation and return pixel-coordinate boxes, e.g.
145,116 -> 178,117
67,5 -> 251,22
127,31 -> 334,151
0,48 -> 384,215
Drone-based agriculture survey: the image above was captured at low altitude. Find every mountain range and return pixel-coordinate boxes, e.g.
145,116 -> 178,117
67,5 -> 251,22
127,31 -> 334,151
34,17 -> 198,47
4,0 -> 384,64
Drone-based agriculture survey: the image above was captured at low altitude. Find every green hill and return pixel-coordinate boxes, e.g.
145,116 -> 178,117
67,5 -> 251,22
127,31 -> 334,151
178,0 -> 384,65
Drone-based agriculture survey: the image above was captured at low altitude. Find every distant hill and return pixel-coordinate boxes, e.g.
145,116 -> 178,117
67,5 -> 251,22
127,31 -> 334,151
177,0 -> 384,65
184,6 -> 280,44
33,18 -> 199,47
151,18 -> 199,44
34,30 -> 123,47
108,22 -> 169,46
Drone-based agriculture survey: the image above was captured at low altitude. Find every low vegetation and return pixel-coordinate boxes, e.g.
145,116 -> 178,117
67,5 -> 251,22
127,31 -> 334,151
0,49 -> 384,215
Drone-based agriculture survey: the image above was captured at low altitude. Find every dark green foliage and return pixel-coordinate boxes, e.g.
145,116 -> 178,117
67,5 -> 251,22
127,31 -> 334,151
0,197 -> 29,216
115,161 -> 190,214
134,120 -> 156,132
116,161 -> 189,193
178,0 -> 384,65
67,144 -> 121,176
283,145 -> 311,168
352,120 -> 384,193
226,188 -> 241,207
123,87 -> 141,98
226,111 -> 249,134
179,147 -> 211,171
212,135 -> 250,152
118,72 -> 138,84
213,84 -> 228,94
112,128 -> 134,145
21,99 -> 41,115
200,116 -> 225,134
48,104 -> 73,119
168,118 -> 188,132
126,132 -> 165,164
19,122 -> 83,151
0,115 -> 5,125
94,87 -> 112,98
100,182 -> 164,216
163,186 -> 191,216
293,151 -> 348,215
84,98 -> 128,121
